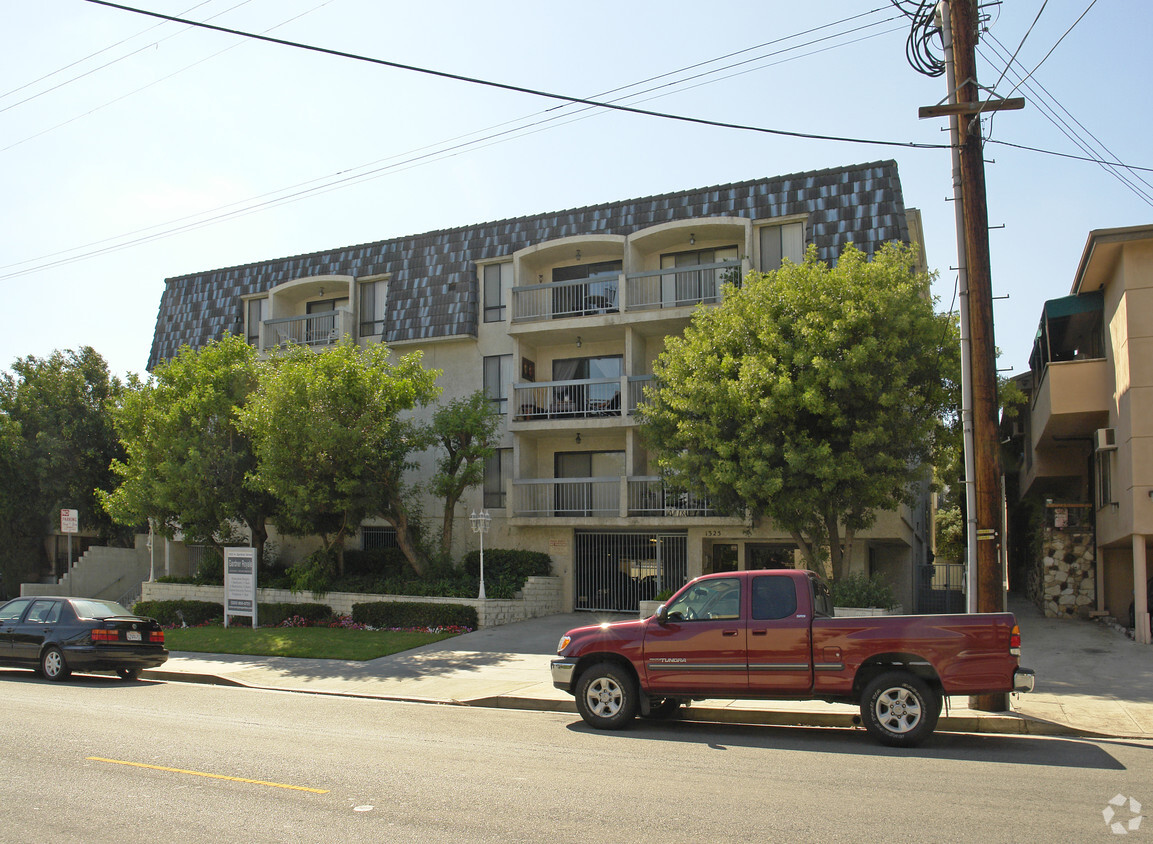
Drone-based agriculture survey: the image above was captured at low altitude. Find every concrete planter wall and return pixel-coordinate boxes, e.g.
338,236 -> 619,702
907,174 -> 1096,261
140,576 -> 563,629
638,600 -> 663,619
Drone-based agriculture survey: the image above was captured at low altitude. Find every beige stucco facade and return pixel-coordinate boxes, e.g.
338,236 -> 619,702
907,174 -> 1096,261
1016,225 -> 1153,643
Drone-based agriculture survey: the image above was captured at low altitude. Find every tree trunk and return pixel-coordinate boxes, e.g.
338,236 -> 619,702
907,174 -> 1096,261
440,491 -> 461,559
388,505 -> 428,576
825,512 -> 848,581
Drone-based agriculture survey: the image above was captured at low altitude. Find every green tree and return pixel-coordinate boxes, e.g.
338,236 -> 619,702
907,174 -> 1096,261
100,335 -> 276,561
429,391 -> 501,557
641,242 -> 959,580
0,347 -> 127,577
239,342 -> 440,575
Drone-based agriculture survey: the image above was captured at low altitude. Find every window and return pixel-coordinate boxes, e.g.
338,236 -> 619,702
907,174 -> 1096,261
659,246 -> 739,304
552,355 -> 622,415
484,354 -> 513,414
554,451 -> 624,516
360,279 -> 387,337
752,576 -> 798,620
552,260 -> 621,317
483,263 -> 511,323
246,298 -> 266,345
27,600 -> 61,624
362,525 -> 398,550
1097,450 -> 1113,510
484,448 -> 511,509
0,599 -> 32,622
665,576 -> 741,621
758,221 -> 804,272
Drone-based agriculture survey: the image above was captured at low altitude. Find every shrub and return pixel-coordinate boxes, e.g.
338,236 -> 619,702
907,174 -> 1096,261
342,547 -> 411,579
193,548 -> 224,586
829,572 -> 897,609
351,600 -> 477,630
460,549 -> 552,599
258,602 -> 333,627
288,548 -> 336,596
133,599 -> 223,626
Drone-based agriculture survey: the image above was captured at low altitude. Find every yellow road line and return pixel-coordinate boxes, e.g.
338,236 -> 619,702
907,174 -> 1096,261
86,757 -> 329,794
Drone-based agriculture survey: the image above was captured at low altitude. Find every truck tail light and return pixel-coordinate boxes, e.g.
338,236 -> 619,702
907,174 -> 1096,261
1010,624 -> 1021,656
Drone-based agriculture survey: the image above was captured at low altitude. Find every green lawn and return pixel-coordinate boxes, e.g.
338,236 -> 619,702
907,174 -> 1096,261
164,626 -> 460,660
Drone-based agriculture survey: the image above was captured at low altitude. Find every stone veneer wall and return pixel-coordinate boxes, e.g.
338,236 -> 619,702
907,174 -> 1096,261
140,576 -> 563,629
1031,514 -> 1096,618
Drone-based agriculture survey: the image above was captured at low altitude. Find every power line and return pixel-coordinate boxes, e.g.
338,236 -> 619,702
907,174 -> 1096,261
0,7 -> 942,280
83,0 -> 948,152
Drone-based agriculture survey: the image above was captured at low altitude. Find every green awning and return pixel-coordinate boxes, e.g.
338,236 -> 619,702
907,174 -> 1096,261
1043,291 -> 1103,320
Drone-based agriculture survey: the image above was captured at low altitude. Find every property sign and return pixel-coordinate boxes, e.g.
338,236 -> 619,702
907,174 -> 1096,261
224,547 -> 257,629
60,509 -> 79,534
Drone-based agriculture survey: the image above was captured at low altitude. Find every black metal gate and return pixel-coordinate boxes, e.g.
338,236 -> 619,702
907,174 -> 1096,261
574,531 -> 687,612
915,562 -> 967,613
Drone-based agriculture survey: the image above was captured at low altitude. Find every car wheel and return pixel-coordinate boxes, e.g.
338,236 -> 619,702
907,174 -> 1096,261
575,662 -> 638,730
41,646 -> 72,681
860,671 -> 939,747
641,697 -> 683,720
116,668 -> 141,681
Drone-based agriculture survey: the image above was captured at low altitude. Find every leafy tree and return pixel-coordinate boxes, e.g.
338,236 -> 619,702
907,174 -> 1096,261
0,347 -> 127,579
641,242 -> 959,580
239,342 -> 440,576
429,391 -> 501,557
100,335 -> 276,561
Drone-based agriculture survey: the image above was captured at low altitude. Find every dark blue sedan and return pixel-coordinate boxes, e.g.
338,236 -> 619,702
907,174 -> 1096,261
0,596 -> 168,681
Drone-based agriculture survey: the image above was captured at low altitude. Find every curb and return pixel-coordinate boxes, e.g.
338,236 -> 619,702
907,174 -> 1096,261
144,669 -> 1114,740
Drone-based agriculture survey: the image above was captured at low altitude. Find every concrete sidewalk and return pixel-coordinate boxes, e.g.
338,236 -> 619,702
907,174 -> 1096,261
142,594 -> 1153,741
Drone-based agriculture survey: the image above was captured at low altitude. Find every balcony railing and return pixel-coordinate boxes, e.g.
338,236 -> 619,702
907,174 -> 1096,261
627,375 -> 652,414
625,260 -> 741,311
512,277 -> 619,323
513,377 -> 623,420
262,310 -> 353,350
512,476 -> 717,518
626,477 -> 716,517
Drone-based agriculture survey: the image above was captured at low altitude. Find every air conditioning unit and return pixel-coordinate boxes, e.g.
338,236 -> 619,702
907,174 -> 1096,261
1095,428 -> 1118,452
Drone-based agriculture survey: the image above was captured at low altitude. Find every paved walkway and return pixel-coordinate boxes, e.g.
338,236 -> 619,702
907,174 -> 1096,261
143,594 -> 1153,740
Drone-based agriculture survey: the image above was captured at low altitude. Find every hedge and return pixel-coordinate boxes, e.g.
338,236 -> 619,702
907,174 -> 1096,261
351,600 -> 477,630
132,599 -> 334,627
133,599 -> 222,627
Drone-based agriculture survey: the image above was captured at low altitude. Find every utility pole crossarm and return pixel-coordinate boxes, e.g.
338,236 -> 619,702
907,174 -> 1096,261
918,98 -> 1025,119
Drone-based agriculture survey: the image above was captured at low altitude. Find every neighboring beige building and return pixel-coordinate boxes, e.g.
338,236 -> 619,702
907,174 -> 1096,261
1012,224 -> 1153,644
148,162 -> 937,614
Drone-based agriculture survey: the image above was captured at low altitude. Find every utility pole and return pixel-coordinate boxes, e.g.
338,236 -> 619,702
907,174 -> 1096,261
919,0 -> 1023,711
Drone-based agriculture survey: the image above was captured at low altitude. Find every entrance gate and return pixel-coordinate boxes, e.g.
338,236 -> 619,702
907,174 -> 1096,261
574,531 -> 687,612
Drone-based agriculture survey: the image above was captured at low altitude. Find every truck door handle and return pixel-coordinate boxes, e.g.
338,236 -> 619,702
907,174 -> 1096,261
722,629 -> 738,637
751,629 -> 767,636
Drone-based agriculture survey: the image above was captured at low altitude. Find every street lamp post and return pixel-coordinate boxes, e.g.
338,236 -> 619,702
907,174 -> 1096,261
469,509 -> 491,600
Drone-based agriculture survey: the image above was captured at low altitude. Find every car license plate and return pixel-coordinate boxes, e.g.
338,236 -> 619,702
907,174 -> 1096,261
126,631 -> 141,642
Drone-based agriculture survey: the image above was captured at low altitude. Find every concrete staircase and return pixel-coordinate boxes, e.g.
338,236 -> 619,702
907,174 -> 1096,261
21,536 -> 150,605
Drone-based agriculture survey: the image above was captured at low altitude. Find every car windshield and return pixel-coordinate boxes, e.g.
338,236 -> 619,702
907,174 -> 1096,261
71,599 -> 133,620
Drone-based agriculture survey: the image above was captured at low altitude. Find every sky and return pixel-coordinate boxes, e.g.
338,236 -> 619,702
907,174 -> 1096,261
2,0 -> 1149,382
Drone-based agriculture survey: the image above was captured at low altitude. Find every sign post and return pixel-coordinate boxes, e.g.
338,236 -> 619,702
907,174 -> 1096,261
60,509 -> 79,577
224,547 -> 257,629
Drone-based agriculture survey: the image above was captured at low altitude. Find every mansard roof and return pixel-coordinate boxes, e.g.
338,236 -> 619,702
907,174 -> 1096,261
148,160 -> 910,369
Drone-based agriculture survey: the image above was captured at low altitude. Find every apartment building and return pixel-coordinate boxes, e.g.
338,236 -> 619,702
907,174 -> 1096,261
1012,224 -> 1153,644
149,161 -> 934,613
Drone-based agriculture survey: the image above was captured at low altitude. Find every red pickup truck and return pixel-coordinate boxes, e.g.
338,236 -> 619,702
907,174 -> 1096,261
551,569 -> 1035,746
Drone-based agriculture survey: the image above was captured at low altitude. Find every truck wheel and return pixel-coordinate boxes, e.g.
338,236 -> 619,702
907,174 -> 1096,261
861,671 -> 939,747
575,662 -> 638,730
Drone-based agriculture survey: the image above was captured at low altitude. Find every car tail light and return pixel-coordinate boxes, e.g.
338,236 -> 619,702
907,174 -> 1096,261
92,628 -> 118,642
1010,624 -> 1021,656
148,630 -> 165,644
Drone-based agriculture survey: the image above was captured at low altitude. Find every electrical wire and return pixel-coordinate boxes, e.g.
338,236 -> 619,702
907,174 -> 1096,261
81,0 -> 946,152
889,0 -> 945,77
0,7 -> 944,281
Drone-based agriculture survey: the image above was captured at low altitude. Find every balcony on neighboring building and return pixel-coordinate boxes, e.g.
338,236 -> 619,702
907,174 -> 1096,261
260,309 -> 355,351
1027,292 -> 1110,452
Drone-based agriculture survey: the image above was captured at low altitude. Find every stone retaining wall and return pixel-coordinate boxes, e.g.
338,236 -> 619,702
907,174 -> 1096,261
140,576 -> 563,629
1030,510 -> 1095,618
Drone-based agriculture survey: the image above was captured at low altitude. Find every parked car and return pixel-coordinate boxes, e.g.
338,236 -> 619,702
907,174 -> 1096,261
551,569 -> 1034,747
0,596 -> 168,681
